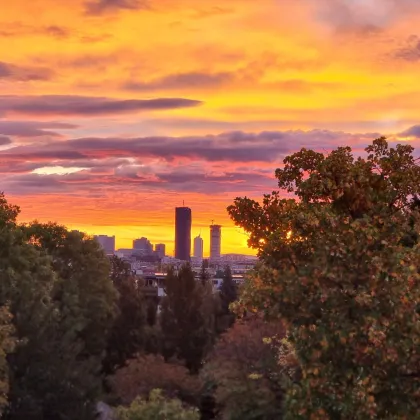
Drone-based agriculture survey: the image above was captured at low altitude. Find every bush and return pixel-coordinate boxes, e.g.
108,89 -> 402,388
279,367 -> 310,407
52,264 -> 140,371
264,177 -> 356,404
115,389 -> 199,420
110,354 -> 201,407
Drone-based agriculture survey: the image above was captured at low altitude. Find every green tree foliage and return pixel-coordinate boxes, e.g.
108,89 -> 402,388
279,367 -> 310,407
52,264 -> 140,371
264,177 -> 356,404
199,260 -> 210,285
103,256 -> 147,375
160,265 -> 215,373
110,354 -> 201,407
228,138 -> 420,419
219,266 -> 237,329
202,316 -> 286,420
0,196 -> 118,420
0,196 -> 70,419
0,306 -> 15,415
24,223 -> 117,359
116,389 -> 199,420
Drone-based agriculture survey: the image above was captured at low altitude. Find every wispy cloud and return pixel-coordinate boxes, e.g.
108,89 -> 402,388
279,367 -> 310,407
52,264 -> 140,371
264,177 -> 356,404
0,136 -> 12,146
0,61 -> 54,81
0,129 -> 380,164
85,0 -> 149,15
399,124 -> 420,138
393,35 -> 420,61
0,121 -> 77,138
308,0 -> 420,33
124,71 -> 234,91
0,95 -> 202,117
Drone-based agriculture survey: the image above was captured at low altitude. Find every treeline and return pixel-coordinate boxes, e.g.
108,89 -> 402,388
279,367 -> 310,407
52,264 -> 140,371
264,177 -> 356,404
0,195 -> 249,419
1,137 -> 419,420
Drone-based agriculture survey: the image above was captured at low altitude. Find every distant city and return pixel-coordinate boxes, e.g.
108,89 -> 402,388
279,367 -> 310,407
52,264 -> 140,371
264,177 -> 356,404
90,206 -> 257,280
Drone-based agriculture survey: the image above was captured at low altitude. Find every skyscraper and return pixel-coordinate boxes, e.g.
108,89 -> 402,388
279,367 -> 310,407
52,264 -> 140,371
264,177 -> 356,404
94,235 -> 115,255
210,224 -> 221,260
193,234 -> 204,259
155,243 -> 166,259
175,207 -> 192,261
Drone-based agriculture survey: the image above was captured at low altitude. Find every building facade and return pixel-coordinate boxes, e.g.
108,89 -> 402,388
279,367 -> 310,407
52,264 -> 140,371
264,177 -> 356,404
210,224 -> 221,260
155,243 -> 166,259
193,234 -> 204,259
94,235 -> 115,255
175,207 -> 192,261
133,237 -> 153,255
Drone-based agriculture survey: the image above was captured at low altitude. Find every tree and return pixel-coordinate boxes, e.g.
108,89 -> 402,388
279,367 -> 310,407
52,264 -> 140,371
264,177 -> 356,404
115,389 -> 199,420
219,266 -> 237,329
202,316 -> 287,420
199,260 -> 210,285
109,255 -> 132,285
24,223 -> 117,359
5,219 -> 117,420
0,195 -> 71,420
110,354 -> 201,407
160,265 -> 215,373
0,306 -> 15,416
103,256 -> 147,375
228,138 -> 420,419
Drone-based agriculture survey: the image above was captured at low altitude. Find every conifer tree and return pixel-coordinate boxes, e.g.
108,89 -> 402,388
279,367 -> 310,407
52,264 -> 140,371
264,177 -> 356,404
219,266 -> 237,328
160,265 -> 214,373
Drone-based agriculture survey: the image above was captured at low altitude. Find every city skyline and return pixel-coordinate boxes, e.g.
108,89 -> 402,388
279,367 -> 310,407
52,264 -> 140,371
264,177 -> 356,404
2,0 -> 420,255
94,214 -> 228,258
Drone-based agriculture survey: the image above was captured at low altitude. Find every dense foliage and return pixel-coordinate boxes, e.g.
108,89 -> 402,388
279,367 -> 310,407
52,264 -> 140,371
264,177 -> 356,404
0,194 -> 117,420
110,354 -> 201,406
0,306 -> 15,416
103,256 -> 147,375
219,266 -> 238,329
116,389 -> 200,420
160,265 -> 216,373
228,138 -> 420,419
202,316 -> 286,420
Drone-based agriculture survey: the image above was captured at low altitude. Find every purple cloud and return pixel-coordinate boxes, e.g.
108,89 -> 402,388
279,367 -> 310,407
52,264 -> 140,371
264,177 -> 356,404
0,129 -> 380,164
0,120 -> 77,137
399,125 -> 420,138
394,36 -> 420,62
44,25 -> 70,38
85,0 -> 149,14
0,136 -> 12,146
0,167 -> 274,196
0,95 -> 202,117
309,0 -> 420,33
125,71 -> 233,91
0,62 -> 53,81
0,127 -> 416,198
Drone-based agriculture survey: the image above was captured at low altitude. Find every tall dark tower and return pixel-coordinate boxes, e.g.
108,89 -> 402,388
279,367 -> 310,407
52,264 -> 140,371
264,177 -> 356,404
175,207 -> 192,261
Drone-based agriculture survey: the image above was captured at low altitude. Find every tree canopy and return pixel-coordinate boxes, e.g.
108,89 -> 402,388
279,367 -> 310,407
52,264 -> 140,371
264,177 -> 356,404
228,138 -> 420,419
115,389 -> 199,420
0,194 -> 118,419
202,316 -> 286,420
160,265 -> 216,373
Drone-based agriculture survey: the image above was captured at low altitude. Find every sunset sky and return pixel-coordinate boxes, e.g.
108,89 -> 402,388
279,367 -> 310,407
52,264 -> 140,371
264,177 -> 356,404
1,0 -> 420,256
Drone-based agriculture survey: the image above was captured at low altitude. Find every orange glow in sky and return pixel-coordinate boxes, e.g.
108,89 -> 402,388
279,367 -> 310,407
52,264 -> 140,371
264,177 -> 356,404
1,0 -> 420,255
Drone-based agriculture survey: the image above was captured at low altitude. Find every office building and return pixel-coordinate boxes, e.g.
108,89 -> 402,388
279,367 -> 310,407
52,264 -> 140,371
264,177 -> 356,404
193,234 -> 204,259
210,224 -> 221,260
155,243 -> 166,259
175,207 -> 192,261
94,235 -> 115,255
133,237 -> 153,255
